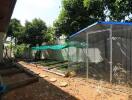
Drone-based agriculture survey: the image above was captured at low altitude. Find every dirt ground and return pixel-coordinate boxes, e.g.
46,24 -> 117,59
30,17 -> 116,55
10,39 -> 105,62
2,61 -> 132,100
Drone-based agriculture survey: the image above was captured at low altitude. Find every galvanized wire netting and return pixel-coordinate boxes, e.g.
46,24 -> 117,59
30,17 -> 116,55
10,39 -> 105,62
68,23 -> 132,84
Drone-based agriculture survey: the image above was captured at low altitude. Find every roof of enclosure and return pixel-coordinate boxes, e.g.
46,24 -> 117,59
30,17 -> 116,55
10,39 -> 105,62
69,21 -> 132,43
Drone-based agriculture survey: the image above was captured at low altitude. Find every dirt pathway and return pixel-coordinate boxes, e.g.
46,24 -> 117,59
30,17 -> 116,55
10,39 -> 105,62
3,61 -> 132,100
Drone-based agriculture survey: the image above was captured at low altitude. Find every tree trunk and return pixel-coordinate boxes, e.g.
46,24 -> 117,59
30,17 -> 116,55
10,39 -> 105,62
35,44 -> 42,60
10,37 -> 13,58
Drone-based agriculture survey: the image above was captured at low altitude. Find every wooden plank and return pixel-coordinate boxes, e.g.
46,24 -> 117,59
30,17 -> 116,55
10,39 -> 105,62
43,68 -> 65,77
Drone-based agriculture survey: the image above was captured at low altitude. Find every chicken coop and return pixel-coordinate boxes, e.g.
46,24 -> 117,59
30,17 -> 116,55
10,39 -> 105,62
68,21 -> 132,83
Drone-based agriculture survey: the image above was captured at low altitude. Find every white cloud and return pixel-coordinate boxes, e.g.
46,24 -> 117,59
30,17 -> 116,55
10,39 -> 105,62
12,0 -> 61,26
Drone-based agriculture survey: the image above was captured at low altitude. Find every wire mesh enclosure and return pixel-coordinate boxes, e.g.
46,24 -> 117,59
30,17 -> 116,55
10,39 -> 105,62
67,41 -> 87,77
68,21 -> 132,84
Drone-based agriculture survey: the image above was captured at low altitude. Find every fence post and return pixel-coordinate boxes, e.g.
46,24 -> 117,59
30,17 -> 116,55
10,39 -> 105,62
86,33 -> 89,80
110,25 -> 113,82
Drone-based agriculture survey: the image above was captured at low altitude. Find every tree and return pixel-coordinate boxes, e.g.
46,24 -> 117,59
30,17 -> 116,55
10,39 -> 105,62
7,18 -> 23,44
84,0 -> 132,21
24,18 -> 47,46
44,27 -> 55,43
106,0 -> 132,21
54,0 -> 105,37
22,18 -> 47,60
54,0 -> 132,37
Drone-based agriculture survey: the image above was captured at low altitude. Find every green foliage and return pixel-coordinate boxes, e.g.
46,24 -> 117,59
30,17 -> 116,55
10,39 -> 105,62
54,0 -> 132,37
7,18 -> 24,44
13,44 -> 28,58
7,18 -> 23,37
7,18 -> 50,46
23,18 -> 47,46
83,0 -> 90,8
44,27 -> 55,42
84,0 -> 132,21
54,0 -> 104,37
104,0 -> 132,21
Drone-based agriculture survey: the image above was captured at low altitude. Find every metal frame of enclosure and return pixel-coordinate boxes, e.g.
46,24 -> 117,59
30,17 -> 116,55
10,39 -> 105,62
68,21 -> 132,83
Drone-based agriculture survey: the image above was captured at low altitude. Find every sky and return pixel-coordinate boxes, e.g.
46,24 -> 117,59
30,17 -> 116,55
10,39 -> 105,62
12,0 -> 61,26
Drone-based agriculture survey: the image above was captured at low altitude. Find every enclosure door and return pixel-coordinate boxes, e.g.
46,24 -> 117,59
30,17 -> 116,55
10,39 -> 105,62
86,31 -> 111,82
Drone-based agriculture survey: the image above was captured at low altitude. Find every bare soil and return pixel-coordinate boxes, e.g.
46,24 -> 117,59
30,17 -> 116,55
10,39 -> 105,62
3,61 -> 132,100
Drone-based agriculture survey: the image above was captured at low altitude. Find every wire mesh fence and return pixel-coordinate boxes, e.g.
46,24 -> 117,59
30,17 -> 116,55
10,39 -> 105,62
112,28 -> 132,84
68,22 -> 132,85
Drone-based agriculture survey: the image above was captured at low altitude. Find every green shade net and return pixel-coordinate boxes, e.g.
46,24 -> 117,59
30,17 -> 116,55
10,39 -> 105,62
32,42 -> 87,51
68,41 -> 87,48
49,45 -> 68,50
32,44 -> 68,51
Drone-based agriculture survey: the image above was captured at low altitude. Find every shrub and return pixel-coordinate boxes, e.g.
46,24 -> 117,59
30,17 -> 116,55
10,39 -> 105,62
13,44 -> 29,58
